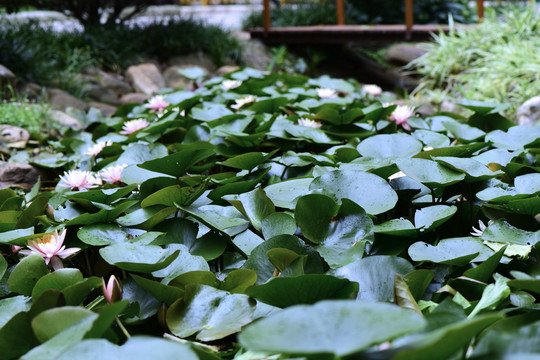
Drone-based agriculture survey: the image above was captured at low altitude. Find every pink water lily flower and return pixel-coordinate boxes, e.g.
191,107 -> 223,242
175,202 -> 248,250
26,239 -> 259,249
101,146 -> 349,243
297,117 -> 323,129
231,96 -> 256,110
20,229 -> 80,266
85,140 -> 113,156
389,105 -> 415,131
317,88 -> 337,98
362,84 -> 382,96
59,170 -> 102,190
100,164 -> 128,184
144,95 -> 169,113
102,275 -> 123,304
120,119 -> 150,135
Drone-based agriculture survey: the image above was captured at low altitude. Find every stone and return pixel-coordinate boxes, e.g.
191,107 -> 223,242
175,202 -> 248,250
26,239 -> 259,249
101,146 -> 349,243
120,93 -> 150,105
384,44 -> 429,66
125,63 -> 165,95
0,125 -> 30,149
88,102 -> 117,117
516,96 -> 540,125
17,83 -> 43,101
0,163 -> 41,189
241,40 -> 272,70
0,64 -> 16,92
169,51 -> 216,72
440,99 -> 457,113
96,70 -> 132,95
163,65 -> 210,90
416,104 -> 436,117
215,65 -> 240,77
47,88 -> 88,111
86,85 -> 123,106
48,109 -> 84,130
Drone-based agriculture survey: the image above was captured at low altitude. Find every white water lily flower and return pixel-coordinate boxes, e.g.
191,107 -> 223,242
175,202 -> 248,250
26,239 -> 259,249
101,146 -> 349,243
389,105 -> 415,131
317,88 -> 337,98
20,229 -> 80,266
222,79 -> 242,90
362,84 -> 382,96
85,140 -> 113,156
388,171 -> 407,180
100,164 -> 128,184
144,95 -> 169,113
59,170 -> 102,190
231,96 -> 256,110
297,117 -> 323,129
120,119 -> 150,135
470,220 -> 493,237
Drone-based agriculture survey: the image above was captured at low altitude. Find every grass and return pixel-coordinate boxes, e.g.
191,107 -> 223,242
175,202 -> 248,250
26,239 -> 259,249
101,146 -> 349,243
0,100 -> 51,134
409,3 -> 540,115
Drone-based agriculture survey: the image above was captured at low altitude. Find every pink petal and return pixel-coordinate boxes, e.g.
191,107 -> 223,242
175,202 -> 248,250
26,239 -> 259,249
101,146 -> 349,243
56,247 -> 81,259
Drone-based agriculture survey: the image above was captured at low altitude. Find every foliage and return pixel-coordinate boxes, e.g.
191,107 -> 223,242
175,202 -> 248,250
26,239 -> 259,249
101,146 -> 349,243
0,101 -> 51,134
410,4 -> 540,115
0,19 -> 241,93
0,0 -> 179,27
1,69 -> 540,359
243,0 -> 471,28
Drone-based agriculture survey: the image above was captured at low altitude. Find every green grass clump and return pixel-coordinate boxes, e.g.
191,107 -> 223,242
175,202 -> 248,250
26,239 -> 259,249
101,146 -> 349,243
0,101 -> 49,133
410,4 -> 540,115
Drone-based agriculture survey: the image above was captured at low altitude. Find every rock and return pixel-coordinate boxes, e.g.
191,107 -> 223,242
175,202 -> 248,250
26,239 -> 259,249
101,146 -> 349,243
0,64 -> 16,93
416,104 -> 436,117
169,51 -> 216,72
440,99 -> 457,113
47,88 -> 88,111
88,102 -> 117,117
516,96 -> 540,125
86,85 -> 123,106
215,65 -> 240,77
125,63 -> 165,95
163,65 -> 210,90
120,93 -> 150,105
96,70 -> 132,95
0,163 -> 41,189
241,40 -> 272,70
0,125 -> 30,148
17,83 -> 43,101
48,110 -> 84,130
384,44 -> 429,66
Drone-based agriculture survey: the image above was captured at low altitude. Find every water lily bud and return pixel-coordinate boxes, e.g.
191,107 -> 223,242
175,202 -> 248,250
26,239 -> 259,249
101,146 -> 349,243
102,275 -> 123,304
158,302 -> 169,331
45,205 -> 55,220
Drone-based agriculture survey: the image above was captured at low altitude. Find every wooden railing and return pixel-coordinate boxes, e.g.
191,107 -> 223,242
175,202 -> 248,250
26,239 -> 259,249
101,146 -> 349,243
262,0 -> 488,36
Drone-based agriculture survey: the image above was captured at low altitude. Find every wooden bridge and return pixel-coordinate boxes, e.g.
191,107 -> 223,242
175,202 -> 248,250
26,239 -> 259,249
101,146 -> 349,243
249,0 -> 486,44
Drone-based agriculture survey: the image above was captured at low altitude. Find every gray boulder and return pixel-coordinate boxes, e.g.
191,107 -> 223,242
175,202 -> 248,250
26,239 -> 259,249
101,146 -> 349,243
125,63 -> 165,95
0,125 -> 30,149
0,64 -> 16,92
47,88 -> 88,112
385,44 -> 429,66
516,96 -> 540,125
120,93 -> 150,105
48,110 -> 84,130
0,163 -> 41,189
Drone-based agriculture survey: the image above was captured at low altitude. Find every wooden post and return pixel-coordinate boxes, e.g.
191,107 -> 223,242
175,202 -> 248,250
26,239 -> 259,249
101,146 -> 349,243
405,0 -> 413,40
336,0 -> 345,25
477,0 -> 484,22
263,0 -> 271,33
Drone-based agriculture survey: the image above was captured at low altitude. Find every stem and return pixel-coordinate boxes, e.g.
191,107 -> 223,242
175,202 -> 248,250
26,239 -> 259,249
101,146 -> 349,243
116,318 -> 131,340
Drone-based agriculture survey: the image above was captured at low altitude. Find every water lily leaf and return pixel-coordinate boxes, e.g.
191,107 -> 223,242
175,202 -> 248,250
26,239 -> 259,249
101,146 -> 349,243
414,205 -> 457,231
220,269 -> 257,294
486,126 -> 540,150
442,119 -> 485,142
179,204 -> 249,236
0,227 -> 34,245
310,170 -> 398,215
15,196 -> 49,229
22,314 -> 97,360
357,134 -> 422,159
31,268 -> 83,301
404,269 -> 434,301
468,277 -> 510,318
141,184 -> 207,208
99,244 -> 179,273
131,274 -> 184,306
8,254 -> 50,296
77,224 -> 128,246
413,143 -> 487,159
61,277 -> 102,306
116,143 -> 168,166
116,206 -> 177,230
31,306 -> 95,343
409,237 -> 494,265
243,234 -> 325,285
433,157 -> 503,182
247,97 -> 289,113
246,274 -> 358,308
264,178 -> 313,209
121,166 -> 174,185
261,212 -> 297,240
515,173 -> 540,195
413,130 -> 451,148
224,187 -> 275,231
374,219 -> 418,237
232,229 -> 264,256
391,314 -> 502,360
123,278 -> 160,322
190,231 -> 227,261
220,150 -> 278,171
138,148 -> 215,178
192,103 -> 233,121
482,220 -> 540,246
0,296 -> 31,329
295,194 -> 339,244
397,158 -> 465,188
394,274 -> 421,314
0,254 -> 6,280
285,124 -> 340,144
239,300 -> 425,356
152,244 -> 210,284
329,256 -> 413,302
167,284 -> 255,341
266,248 -> 300,272
84,300 -> 129,339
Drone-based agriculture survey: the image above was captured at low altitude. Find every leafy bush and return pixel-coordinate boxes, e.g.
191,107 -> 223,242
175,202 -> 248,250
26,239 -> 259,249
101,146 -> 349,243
410,4 -> 540,115
0,101 -> 50,133
243,0 -> 471,28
